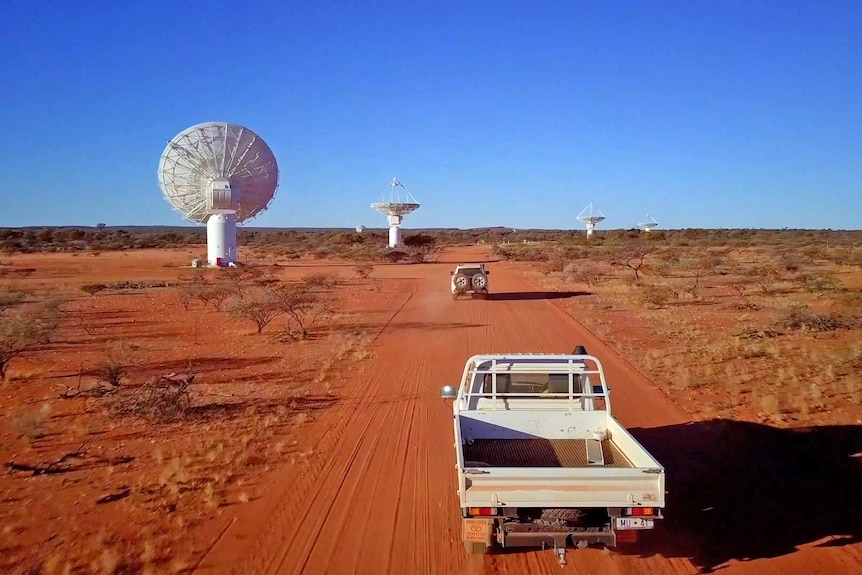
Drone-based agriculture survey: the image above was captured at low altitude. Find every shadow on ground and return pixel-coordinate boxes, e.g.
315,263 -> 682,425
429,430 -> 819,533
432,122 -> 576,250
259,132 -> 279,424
486,291 -> 592,301
186,395 -> 338,422
626,419 -> 862,572
337,321 -> 486,332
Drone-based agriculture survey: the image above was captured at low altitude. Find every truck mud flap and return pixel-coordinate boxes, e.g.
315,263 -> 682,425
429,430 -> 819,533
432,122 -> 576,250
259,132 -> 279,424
463,518 -> 494,543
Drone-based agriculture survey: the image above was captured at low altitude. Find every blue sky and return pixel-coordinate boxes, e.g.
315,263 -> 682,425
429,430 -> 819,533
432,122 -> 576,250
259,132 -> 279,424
1,1 -> 860,230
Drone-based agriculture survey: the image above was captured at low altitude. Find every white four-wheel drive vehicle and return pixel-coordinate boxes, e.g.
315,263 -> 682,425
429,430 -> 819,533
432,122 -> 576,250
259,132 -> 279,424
440,346 -> 666,565
450,263 -> 490,299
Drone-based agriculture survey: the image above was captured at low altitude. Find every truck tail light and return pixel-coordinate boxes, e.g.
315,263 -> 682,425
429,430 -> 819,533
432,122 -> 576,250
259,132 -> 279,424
625,507 -> 655,516
468,507 -> 498,516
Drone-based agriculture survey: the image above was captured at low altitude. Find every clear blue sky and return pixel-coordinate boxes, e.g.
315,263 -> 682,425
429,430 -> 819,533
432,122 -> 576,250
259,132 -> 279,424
1,1 -> 860,230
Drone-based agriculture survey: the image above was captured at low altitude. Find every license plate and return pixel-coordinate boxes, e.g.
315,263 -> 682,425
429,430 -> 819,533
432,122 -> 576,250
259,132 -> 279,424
615,517 -> 654,530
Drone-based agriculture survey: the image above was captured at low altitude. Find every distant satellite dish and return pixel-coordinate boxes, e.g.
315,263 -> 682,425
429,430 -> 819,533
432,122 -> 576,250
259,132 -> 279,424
577,203 -> 606,237
638,213 -> 659,232
356,224 -> 366,233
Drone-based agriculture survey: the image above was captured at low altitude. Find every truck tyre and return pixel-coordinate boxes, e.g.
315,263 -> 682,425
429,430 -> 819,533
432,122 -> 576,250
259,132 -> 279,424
453,273 -> 469,291
464,542 -> 488,554
471,273 -> 487,290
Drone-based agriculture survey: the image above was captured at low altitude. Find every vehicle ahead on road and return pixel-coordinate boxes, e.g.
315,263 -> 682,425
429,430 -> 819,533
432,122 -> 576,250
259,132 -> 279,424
450,263 -> 490,300
440,346 -> 665,565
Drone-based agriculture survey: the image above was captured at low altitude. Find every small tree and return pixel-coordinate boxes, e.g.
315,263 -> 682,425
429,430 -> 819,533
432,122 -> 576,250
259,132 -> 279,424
196,286 -> 235,310
608,246 -> 653,285
177,283 -> 204,310
0,299 -> 62,379
226,288 -> 284,333
753,265 -> 781,294
273,275 -> 340,341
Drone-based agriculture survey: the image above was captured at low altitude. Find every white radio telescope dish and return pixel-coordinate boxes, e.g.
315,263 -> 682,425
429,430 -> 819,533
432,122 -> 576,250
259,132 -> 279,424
577,203 -> 606,237
356,224 -> 366,233
638,213 -> 659,232
158,122 -> 280,267
371,177 -> 420,248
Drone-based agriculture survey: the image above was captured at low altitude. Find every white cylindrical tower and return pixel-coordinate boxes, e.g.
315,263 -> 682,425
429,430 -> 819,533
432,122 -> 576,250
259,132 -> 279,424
206,214 -> 237,266
388,214 -> 403,248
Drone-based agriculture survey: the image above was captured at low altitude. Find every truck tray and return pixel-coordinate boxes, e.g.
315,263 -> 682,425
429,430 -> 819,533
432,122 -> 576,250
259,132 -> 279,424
463,438 -> 633,469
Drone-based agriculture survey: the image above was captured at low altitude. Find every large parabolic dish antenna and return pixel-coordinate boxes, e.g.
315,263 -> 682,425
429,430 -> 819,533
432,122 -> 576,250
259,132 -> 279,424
158,122 -> 280,266
371,177 -> 420,248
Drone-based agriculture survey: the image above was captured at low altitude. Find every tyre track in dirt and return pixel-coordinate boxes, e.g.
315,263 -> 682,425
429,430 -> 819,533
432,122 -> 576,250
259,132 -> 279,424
195,282 -> 421,574
197,247 -> 862,575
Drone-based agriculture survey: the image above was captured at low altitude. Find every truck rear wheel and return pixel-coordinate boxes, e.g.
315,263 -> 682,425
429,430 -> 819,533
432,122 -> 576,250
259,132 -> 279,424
464,541 -> 488,554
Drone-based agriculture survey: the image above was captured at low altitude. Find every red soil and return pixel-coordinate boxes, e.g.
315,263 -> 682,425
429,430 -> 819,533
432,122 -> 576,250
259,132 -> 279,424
1,246 -> 860,574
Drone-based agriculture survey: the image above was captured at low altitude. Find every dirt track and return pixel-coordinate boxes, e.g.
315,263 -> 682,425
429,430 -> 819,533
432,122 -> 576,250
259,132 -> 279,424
196,246 -> 862,575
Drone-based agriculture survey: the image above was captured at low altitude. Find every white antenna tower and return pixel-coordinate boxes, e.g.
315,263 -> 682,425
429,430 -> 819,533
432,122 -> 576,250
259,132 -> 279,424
577,203 -> 606,236
371,177 -> 420,248
158,122 -> 280,267
638,213 -> 659,232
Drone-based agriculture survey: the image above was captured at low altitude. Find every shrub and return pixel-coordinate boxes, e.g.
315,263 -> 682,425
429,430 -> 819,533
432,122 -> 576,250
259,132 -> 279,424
94,341 -> 141,387
226,290 -> 284,333
563,263 -> 602,288
81,283 -> 107,296
777,306 -> 858,332
383,250 -> 407,264
752,265 -> 781,294
0,290 -> 25,309
793,273 -> 839,294
354,263 -> 374,279
111,373 -> 193,422
0,299 -> 62,379
640,284 -> 676,308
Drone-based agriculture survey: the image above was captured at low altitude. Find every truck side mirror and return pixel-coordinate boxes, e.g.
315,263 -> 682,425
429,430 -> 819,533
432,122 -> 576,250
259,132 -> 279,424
441,385 -> 457,399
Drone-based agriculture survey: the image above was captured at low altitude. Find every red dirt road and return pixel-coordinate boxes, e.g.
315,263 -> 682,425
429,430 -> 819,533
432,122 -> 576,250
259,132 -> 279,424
196,246 -> 862,575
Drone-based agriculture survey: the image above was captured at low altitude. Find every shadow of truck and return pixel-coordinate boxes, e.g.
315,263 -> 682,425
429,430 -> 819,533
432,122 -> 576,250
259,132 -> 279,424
625,418 -> 862,573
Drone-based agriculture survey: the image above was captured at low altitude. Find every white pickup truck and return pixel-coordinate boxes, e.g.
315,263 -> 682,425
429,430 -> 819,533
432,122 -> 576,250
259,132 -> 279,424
440,346 -> 665,565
